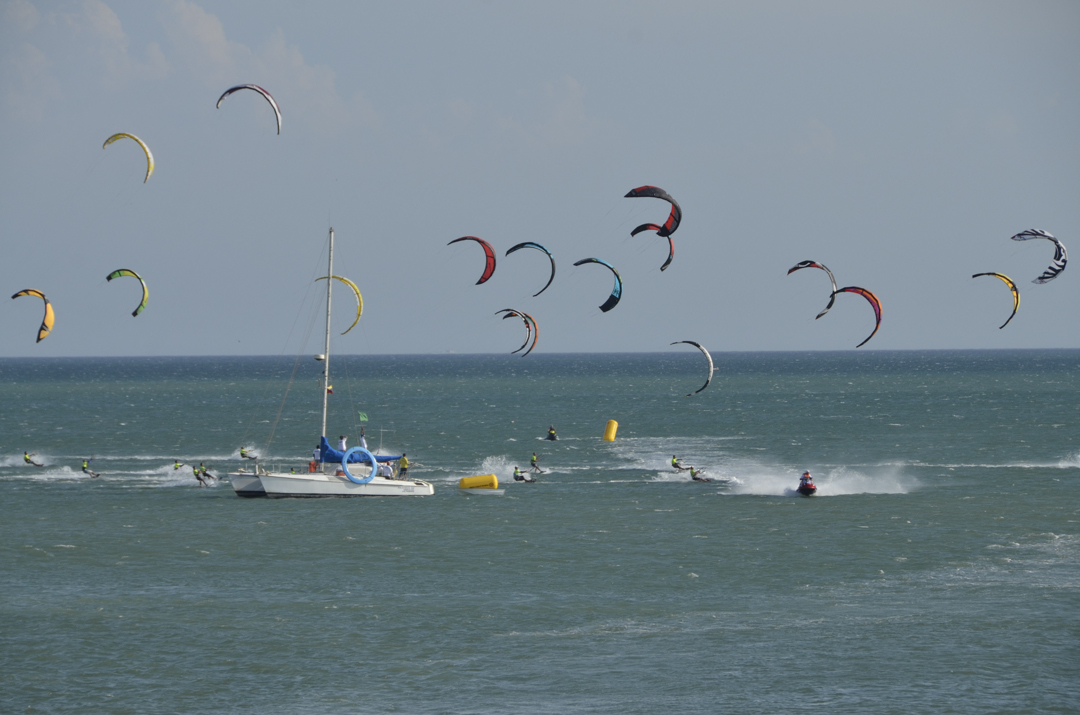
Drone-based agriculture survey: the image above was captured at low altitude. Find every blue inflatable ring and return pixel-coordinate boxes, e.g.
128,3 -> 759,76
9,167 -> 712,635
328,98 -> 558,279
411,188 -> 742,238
341,447 -> 377,485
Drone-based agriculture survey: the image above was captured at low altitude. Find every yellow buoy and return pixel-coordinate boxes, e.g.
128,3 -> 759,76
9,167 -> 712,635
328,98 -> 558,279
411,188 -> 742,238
603,420 -> 618,441
459,474 -> 499,489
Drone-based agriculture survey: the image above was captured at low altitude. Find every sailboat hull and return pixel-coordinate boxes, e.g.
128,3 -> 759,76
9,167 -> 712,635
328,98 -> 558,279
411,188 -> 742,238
229,471 -> 267,497
258,471 -> 434,497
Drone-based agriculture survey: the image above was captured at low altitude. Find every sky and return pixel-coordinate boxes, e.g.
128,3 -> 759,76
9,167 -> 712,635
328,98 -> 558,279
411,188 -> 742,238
1,0 -> 1077,357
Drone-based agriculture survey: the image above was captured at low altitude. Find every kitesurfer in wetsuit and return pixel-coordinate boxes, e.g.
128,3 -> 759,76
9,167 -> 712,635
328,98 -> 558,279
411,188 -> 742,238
530,452 -> 542,473
24,452 -> 43,467
81,459 -> 100,478
399,454 -> 409,478
192,464 -> 209,487
173,460 -> 184,471
546,425 -> 558,441
240,447 -> 257,460
198,462 -> 215,482
514,466 -> 535,483
689,466 -> 710,482
672,455 -> 689,471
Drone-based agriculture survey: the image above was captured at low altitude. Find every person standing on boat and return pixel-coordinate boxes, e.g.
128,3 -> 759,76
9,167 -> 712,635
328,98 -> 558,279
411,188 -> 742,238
240,447 -> 257,460
338,435 -> 348,451
81,458 -> 99,478
313,445 -> 321,462
358,427 -> 367,450
398,453 -> 409,478
530,452 -> 542,473
24,451 -> 43,467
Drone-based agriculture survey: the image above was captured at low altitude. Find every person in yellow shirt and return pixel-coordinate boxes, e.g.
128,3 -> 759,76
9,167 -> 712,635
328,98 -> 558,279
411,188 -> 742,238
398,453 -> 409,478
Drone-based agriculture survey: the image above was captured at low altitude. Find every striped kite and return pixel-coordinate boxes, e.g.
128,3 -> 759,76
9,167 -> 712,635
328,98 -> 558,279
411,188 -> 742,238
787,260 -> 839,319
1010,229 -> 1066,284
670,341 -> 715,396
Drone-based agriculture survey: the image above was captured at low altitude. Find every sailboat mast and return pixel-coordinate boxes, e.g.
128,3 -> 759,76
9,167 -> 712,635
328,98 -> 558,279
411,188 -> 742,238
321,228 -> 334,440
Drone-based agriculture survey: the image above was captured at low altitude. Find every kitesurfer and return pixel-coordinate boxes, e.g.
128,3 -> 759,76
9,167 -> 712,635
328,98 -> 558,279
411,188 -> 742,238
81,459 -> 99,478
530,452 -> 543,473
689,466 -> 709,483
546,425 -> 558,441
173,460 -> 184,471
399,454 -> 409,478
24,452 -> 43,467
198,462 -> 215,482
240,447 -> 257,460
192,464 -> 209,487
514,466 -> 535,483
672,455 -> 689,471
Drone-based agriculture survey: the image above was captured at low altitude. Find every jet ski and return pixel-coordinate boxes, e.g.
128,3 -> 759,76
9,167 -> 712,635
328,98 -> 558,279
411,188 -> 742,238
796,483 -> 817,496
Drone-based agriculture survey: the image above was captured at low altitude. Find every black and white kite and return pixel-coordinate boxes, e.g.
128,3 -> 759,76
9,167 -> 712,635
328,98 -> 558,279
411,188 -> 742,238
787,260 -> 839,319
670,341 -> 714,396
1011,229 -> 1067,284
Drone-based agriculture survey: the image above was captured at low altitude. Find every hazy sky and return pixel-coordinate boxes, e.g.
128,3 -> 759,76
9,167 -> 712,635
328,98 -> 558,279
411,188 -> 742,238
1,0 -> 1077,357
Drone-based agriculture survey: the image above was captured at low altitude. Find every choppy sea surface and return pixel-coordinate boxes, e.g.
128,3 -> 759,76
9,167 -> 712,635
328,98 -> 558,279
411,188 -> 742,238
1,351 -> 1077,714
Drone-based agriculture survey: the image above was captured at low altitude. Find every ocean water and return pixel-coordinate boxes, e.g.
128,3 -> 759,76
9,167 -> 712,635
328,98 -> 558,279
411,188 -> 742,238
1,351 -> 1077,713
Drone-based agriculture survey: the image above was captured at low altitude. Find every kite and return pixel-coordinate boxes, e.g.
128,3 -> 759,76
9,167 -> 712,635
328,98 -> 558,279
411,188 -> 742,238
505,242 -> 556,296
11,289 -> 54,343
496,309 -> 538,356
106,269 -> 149,317
103,133 -> 154,182
216,84 -> 282,134
448,236 -> 496,284
1010,229 -> 1067,284
573,258 -> 623,312
626,185 -> 681,271
831,287 -> 881,348
315,275 -> 363,334
971,272 -> 1019,329
670,341 -> 715,396
787,260 -> 839,319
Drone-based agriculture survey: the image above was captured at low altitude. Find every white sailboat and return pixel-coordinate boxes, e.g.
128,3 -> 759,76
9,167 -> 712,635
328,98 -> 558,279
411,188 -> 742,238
229,228 -> 434,498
